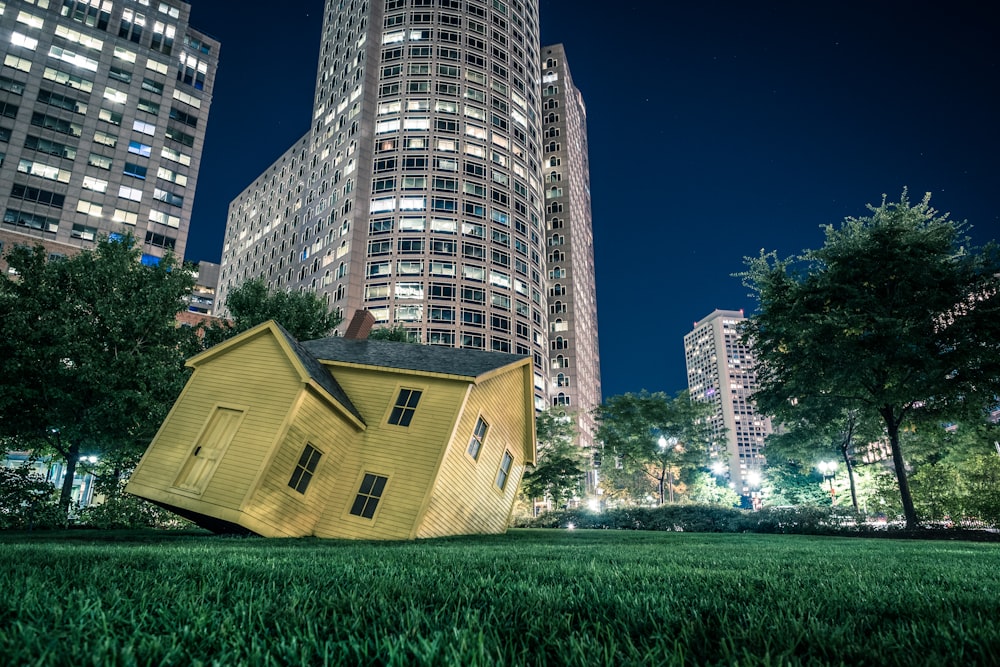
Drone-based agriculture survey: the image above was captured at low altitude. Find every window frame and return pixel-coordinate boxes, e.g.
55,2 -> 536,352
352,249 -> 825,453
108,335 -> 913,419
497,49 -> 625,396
287,443 -> 323,495
467,415 -> 489,461
495,450 -> 514,491
386,387 -> 423,427
347,472 -> 390,520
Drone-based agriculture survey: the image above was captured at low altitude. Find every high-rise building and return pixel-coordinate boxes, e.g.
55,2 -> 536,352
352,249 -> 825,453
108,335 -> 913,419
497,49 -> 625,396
684,309 -> 771,495
218,0 -> 560,406
0,0 -> 218,269
540,44 -> 600,456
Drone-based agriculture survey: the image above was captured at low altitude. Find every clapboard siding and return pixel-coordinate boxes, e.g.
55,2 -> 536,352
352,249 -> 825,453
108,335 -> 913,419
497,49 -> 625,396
243,390 -> 357,536
126,331 -> 302,519
417,365 -> 529,538
312,365 -> 466,540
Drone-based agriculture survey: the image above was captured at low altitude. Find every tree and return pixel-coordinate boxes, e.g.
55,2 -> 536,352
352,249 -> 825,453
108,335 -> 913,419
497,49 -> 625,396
202,278 -> 341,346
0,462 -> 61,530
0,236 -> 199,515
367,325 -> 413,342
742,191 -> 1000,528
761,459 -> 833,507
521,407 -> 587,509
898,419 -> 1000,525
594,391 -> 713,505
685,471 -> 741,507
763,409 -> 883,511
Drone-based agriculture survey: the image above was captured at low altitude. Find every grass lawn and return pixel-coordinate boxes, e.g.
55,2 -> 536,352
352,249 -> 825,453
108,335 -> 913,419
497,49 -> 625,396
1,529 -> 998,666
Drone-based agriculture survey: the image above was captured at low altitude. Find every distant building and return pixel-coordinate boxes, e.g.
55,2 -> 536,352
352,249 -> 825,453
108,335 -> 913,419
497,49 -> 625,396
540,44 -> 601,468
0,1 -> 218,270
186,260 -> 218,315
2,451 -> 98,507
684,309 -> 771,494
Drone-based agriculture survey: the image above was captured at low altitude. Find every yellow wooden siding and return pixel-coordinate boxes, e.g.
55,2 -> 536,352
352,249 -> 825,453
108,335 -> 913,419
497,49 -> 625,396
311,365 -> 466,540
126,332 -> 302,518
242,389 -> 357,536
417,366 -> 529,538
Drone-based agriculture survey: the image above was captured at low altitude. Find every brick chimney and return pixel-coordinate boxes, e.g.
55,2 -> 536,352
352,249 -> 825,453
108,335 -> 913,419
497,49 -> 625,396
344,309 -> 375,340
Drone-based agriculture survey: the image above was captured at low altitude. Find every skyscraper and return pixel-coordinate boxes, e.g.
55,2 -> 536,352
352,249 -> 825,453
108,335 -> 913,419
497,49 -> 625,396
684,309 -> 771,495
218,0 -> 560,406
540,43 -> 600,455
0,0 -> 218,267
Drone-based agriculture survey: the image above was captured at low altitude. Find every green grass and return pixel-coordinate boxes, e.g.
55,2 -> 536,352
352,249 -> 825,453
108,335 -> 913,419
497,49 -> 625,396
1,529 -> 998,666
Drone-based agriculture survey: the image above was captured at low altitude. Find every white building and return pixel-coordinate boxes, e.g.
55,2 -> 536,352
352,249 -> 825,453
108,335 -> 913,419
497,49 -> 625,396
684,309 -> 771,495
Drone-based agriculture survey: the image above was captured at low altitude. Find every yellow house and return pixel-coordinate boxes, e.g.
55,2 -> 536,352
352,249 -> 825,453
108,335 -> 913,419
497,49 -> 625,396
125,319 -> 536,539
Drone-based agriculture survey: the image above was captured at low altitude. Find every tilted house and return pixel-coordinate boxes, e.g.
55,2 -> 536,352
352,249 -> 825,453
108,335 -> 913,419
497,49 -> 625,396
125,318 -> 535,539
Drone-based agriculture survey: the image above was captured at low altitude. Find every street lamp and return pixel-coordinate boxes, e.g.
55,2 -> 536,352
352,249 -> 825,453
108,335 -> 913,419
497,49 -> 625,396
817,460 -> 837,504
657,435 -> 681,504
745,470 -> 763,510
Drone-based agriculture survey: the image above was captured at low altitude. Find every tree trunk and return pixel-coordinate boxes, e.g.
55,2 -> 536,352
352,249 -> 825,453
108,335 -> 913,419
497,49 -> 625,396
59,441 -> 80,520
883,413 -> 918,529
841,446 -> 859,512
840,415 -> 859,513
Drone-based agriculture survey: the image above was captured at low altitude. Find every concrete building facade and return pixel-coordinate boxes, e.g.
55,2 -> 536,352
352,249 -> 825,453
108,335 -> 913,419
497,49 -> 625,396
539,43 -> 600,456
684,309 -> 771,495
0,0 -> 218,269
217,0 -> 556,406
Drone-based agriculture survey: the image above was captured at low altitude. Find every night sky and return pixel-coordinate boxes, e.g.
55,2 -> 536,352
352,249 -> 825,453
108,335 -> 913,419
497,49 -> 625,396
184,0 -> 999,399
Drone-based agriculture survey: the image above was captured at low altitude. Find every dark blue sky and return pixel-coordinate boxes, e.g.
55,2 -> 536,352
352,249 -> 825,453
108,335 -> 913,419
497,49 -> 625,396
185,0 -> 999,399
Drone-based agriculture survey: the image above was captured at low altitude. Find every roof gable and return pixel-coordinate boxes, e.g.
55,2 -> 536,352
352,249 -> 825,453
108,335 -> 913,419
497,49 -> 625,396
187,321 -> 365,426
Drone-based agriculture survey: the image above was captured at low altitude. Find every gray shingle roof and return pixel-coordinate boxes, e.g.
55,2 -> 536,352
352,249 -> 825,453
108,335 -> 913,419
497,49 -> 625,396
300,337 -> 528,378
272,323 -> 365,425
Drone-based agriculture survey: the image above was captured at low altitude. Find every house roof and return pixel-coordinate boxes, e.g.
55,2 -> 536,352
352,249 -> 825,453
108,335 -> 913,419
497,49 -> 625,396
272,323 -> 365,424
185,321 -> 366,427
300,337 -> 529,380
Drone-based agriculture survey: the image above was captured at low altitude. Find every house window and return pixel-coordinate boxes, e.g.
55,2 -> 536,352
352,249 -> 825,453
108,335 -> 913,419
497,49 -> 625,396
495,451 -> 514,490
388,388 -> 421,426
349,473 -> 388,519
288,444 -> 322,494
467,416 -> 488,460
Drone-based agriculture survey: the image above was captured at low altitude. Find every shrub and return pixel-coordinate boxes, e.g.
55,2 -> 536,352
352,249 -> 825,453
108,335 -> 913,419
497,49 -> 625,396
514,504 -> 746,532
516,504 -> 877,535
77,494 -> 192,530
0,465 -> 64,530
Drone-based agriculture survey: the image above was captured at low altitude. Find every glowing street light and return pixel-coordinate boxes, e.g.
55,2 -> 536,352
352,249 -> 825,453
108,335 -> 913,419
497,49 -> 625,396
817,460 -> 837,504
745,470 -> 763,510
656,435 -> 681,504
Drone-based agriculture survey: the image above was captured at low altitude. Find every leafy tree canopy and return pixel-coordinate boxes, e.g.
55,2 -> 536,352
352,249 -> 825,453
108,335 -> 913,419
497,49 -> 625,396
367,325 -> 413,342
203,278 -> 341,346
742,191 -> 1000,527
0,236 -> 199,510
594,390 -> 713,504
521,407 -> 587,508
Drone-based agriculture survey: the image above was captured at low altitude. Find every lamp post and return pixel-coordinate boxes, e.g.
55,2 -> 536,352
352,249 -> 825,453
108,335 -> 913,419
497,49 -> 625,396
746,470 -> 763,510
817,460 -> 837,505
658,435 -> 681,504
